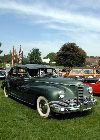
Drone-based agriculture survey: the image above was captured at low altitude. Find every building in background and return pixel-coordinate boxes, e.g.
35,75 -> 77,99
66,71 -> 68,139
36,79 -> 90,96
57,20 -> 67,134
42,58 -> 50,63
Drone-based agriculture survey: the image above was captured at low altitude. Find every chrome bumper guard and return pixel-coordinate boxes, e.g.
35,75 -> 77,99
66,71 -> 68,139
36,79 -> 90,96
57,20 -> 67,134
50,98 -> 97,113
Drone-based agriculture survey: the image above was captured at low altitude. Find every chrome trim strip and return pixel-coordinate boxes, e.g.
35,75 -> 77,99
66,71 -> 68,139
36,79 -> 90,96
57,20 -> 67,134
50,98 -> 97,113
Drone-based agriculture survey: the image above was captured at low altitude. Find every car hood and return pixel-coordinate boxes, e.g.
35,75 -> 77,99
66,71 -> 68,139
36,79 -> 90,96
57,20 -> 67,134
31,76 -> 82,86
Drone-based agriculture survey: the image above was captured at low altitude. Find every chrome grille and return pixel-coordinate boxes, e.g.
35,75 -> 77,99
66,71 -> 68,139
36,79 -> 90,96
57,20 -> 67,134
59,98 -> 77,107
78,84 -> 84,103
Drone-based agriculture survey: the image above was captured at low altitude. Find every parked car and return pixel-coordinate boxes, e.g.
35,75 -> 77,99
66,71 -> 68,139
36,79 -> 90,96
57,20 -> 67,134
62,68 -> 72,77
83,77 -> 100,93
2,64 -> 97,118
66,76 -> 100,94
57,70 -> 63,76
0,68 -> 7,80
68,67 -> 100,77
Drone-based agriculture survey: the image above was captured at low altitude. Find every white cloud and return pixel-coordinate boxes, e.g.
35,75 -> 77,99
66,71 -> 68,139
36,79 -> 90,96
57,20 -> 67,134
1,40 -> 61,58
47,24 -> 78,32
1,0 -> 100,57
0,0 -> 100,32
55,0 -> 100,10
21,41 -> 61,57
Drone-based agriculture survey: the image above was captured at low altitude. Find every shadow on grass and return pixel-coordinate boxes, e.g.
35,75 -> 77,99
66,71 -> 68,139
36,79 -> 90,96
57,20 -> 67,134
49,109 -> 95,120
8,95 -> 96,120
9,95 -> 37,110
93,93 -> 100,97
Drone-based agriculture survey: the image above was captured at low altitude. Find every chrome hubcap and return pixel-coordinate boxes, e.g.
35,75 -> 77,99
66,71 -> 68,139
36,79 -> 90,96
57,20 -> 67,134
39,100 -> 47,114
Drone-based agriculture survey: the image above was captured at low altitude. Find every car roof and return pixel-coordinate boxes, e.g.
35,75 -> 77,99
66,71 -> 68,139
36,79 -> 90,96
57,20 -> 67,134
72,67 -> 100,70
13,64 -> 55,70
84,77 -> 100,80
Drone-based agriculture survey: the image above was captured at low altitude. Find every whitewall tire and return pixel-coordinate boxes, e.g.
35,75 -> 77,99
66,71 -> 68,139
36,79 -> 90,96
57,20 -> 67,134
4,87 -> 8,97
37,96 -> 51,118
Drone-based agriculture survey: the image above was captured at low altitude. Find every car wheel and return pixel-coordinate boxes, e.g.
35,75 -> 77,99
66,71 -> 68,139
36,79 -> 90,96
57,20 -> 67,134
37,96 -> 51,118
4,86 -> 8,97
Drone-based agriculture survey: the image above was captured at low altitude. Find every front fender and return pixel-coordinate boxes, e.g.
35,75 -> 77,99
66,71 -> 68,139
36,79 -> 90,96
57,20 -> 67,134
30,84 -> 78,102
31,85 -> 61,101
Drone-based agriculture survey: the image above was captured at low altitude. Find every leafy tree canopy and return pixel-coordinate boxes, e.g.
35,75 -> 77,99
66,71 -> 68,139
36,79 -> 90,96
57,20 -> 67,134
43,52 -> 56,62
1,49 -> 18,63
98,59 -> 100,66
55,43 -> 87,67
90,56 -> 94,58
0,42 -> 2,46
28,48 -> 42,64
0,42 -> 3,54
86,61 -> 92,66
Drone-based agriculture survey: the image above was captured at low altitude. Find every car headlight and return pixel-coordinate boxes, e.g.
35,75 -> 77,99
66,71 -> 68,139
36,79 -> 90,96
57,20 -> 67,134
58,91 -> 65,98
88,87 -> 93,94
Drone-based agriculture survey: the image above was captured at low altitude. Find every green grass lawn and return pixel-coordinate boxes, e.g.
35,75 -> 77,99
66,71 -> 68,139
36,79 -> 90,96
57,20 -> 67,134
0,82 -> 100,140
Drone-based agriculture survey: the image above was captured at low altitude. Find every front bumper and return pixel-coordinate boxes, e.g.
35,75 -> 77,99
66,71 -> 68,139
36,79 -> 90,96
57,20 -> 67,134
50,98 -> 97,113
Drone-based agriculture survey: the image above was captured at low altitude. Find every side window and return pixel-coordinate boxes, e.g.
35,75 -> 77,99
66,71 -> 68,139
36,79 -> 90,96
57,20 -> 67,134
11,68 -> 17,77
27,69 -> 38,77
83,70 -> 89,74
96,70 -> 100,74
83,70 -> 94,74
71,70 -> 82,74
89,70 -> 94,74
17,68 -> 27,77
47,69 -> 53,75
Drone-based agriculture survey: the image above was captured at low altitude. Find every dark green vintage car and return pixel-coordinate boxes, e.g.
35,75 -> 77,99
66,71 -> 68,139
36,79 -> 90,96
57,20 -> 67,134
2,64 -> 97,118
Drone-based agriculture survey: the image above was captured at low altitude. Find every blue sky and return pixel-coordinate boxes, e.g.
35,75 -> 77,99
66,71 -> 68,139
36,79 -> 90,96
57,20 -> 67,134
0,0 -> 100,58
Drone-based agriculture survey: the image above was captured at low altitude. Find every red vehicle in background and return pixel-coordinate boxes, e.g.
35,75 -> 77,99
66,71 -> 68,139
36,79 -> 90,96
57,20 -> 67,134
66,76 -> 100,94
83,77 -> 100,94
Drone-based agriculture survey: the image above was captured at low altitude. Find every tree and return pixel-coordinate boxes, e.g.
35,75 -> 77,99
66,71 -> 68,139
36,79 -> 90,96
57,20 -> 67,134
28,48 -> 42,64
4,50 -> 18,63
22,56 -> 29,64
43,52 -> 56,62
4,50 -> 13,63
0,42 -> 3,54
90,56 -> 94,58
86,61 -> 92,66
55,43 -> 87,67
98,59 -> 100,66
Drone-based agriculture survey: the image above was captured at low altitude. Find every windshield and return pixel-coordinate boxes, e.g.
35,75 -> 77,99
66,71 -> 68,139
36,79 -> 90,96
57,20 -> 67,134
27,68 -> 57,77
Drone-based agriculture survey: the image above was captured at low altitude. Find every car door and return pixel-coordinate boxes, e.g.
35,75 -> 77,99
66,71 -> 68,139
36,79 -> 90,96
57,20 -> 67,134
14,68 -> 37,104
9,68 -> 19,96
9,67 -> 27,100
92,81 -> 100,93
